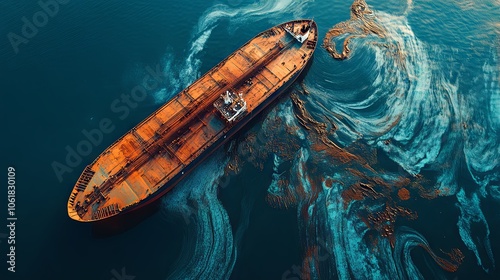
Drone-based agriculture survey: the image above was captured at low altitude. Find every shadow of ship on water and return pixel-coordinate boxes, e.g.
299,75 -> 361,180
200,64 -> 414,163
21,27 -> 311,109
91,200 -> 161,238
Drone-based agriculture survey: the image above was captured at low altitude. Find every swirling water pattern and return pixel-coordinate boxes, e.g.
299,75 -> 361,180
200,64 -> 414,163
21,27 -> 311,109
298,0 -> 498,278
161,151 -> 236,279
158,0 -> 499,279
1,0 -> 498,279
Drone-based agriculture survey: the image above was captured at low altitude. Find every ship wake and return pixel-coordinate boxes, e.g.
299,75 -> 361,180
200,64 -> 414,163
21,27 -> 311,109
153,1 -> 317,278
161,151 -> 236,280
149,0 -> 312,105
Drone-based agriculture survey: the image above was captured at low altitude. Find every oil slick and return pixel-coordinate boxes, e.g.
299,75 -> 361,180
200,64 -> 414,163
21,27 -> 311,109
157,0 -> 498,278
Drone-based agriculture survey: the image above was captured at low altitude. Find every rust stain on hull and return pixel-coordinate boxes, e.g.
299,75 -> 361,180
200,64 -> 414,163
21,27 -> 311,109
68,20 -> 318,222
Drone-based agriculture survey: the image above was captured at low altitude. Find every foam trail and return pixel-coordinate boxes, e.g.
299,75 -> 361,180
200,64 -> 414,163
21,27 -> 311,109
463,52 -> 500,196
161,151 -> 236,280
157,3 -> 313,272
180,28 -> 213,86
487,55 -> 500,130
275,2 -> 471,278
323,179 -> 393,279
268,154 -> 284,196
152,0 -> 311,104
198,0 -> 312,32
278,100 -> 306,140
456,188 -> 495,272
404,0 -> 413,15
295,148 -> 311,196
152,28 -> 213,104
370,13 -> 455,176
318,9 -> 458,177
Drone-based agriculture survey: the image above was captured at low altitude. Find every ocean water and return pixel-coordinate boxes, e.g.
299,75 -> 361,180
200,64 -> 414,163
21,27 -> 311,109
0,0 -> 499,279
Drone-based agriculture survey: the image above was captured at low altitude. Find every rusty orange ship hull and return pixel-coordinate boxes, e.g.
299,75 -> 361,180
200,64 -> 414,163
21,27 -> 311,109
68,19 -> 318,222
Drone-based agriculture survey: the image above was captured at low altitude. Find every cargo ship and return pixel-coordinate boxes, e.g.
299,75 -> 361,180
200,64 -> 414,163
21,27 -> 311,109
68,19 -> 318,222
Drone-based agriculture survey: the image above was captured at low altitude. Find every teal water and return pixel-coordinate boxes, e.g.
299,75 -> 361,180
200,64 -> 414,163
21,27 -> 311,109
1,0 -> 499,279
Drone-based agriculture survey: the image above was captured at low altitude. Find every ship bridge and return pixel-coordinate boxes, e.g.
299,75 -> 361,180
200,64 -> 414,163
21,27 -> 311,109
284,21 -> 311,43
214,90 -> 247,122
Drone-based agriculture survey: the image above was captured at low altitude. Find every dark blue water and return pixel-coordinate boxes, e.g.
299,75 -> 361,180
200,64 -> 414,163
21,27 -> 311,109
1,0 -> 499,279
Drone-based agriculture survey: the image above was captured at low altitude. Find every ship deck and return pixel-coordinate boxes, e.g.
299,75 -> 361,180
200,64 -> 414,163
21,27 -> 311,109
68,19 -> 318,222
